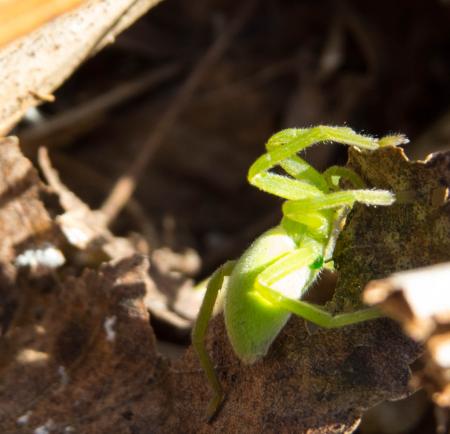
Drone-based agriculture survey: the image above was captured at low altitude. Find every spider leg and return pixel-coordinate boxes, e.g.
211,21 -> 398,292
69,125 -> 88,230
191,260 -> 236,421
248,126 -> 378,200
283,188 -> 395,219
322,165 -> 365,190
255,238 -> 323,289
278,155 -> 329,192
251,239 -> 381,328
254,282 -> 381,328
252,189 -> 385,327
282,186 -> 394,261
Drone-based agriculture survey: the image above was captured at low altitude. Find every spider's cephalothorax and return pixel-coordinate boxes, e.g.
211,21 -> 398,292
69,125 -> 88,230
192,126 -> 407,419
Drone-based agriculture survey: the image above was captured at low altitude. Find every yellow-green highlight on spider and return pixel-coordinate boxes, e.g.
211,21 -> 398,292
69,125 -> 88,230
191,125 -> 408,421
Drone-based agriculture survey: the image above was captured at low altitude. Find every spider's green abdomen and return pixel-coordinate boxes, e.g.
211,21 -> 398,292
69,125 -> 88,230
224,225 -> 317,364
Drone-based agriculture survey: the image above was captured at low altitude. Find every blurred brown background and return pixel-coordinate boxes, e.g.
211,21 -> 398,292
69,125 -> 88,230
14,0 -> 450,272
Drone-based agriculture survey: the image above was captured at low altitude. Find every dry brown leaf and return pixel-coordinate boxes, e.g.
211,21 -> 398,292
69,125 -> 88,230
0,138 -> 59,267
364,263 -> 450,341
364,263 -> 450,411
0,136 -> 63,335
334,147 -> 450,309
0,255 -> 169,434
0,0 -> 163,135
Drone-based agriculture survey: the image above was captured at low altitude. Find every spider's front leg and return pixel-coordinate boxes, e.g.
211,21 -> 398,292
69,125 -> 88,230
247,126 -> 380,200
254,189 -> 394,329
282,188 -> 395,219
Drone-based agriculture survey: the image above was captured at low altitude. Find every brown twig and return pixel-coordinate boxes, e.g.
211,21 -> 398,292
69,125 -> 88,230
39,148 -> 159,247
196,56 -> 299,104
100,0 -> 257,225
21,64 -> 180,151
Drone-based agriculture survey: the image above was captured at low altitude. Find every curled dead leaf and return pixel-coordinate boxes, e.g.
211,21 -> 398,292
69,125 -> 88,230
364,263 -> 450,341
364,263 -> 450,412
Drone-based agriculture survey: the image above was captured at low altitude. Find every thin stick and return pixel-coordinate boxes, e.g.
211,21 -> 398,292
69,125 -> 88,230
22,64 -> 180,150
100,0 -> 257,225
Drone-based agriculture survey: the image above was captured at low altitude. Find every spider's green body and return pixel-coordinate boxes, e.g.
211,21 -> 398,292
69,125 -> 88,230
225,225 -> 320,363
192,126 -> 407,419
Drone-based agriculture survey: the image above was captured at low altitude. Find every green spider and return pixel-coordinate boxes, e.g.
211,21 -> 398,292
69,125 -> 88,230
192,125 -> 407,420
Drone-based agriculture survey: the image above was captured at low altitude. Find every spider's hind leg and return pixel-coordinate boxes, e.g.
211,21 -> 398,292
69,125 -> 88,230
191,260 -> 236,421
254,281 -> 381,328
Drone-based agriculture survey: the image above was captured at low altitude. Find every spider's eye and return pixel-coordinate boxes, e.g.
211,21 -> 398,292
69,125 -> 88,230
310,256 -> 324,270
